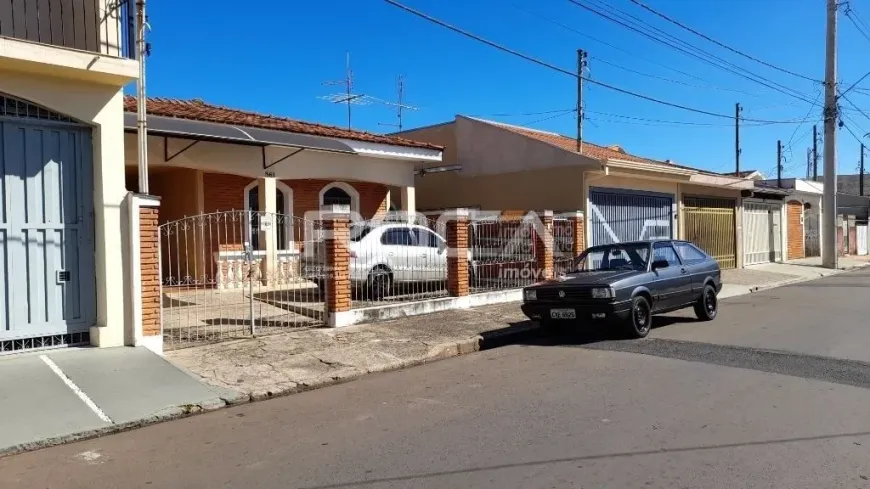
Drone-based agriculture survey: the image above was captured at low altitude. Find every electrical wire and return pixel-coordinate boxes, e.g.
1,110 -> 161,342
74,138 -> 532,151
844,3 -> 870,44
627,0 -> 821,83
565,0 -> 818,105
586,110 -> 808,127
522,109 -> 578,125
510,2 -> 767,97
384,0 -> 811,124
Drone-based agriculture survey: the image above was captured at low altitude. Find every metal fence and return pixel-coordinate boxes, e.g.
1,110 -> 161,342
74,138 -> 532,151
159,211 -> 326,350
552,218 -> 575,276
468,216 -> 538,292
348,218 -> 450,308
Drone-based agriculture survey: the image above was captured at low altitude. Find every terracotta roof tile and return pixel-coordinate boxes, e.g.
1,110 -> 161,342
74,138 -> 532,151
124,96 -> 442,151
471,118 -> 661,164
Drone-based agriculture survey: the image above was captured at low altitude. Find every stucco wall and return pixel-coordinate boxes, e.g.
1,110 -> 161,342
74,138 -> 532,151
395,123 -> 458,170
0,67 -> 129,347
416,165 -> 586,212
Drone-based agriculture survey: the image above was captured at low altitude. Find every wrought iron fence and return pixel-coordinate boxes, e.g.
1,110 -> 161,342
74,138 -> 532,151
159,211 -> 326,350
468,216 -> 538,292
347,218 -> 451,308
552,217 -> 575,276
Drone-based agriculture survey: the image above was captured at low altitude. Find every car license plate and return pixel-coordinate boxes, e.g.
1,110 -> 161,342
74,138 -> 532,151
550,308 -> 576,319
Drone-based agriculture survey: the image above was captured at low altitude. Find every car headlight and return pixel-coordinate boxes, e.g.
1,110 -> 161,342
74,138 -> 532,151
524,289 -> 537,301
591,287 -> 615,299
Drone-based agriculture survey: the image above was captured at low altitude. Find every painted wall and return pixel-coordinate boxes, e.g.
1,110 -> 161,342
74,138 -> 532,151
0,67 -> 130,347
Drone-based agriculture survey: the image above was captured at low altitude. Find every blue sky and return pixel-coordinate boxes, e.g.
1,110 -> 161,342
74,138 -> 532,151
142,0 -> 870,178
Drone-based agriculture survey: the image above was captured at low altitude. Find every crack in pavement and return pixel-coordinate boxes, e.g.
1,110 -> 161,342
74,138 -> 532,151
571,338 -> 870,390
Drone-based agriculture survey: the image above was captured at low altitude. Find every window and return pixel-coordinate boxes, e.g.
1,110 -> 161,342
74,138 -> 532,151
674,242 -> 708,264
574,243 -> 650,272
413,228 -> 441,248
350,224 -> 373,242
653,243 -> 682,267
322,187 -> 352,207
381,227 -> 414,246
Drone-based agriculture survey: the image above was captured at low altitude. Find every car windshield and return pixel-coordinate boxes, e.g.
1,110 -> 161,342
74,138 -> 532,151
350,224 -> 373,242
573,243 -> 650,272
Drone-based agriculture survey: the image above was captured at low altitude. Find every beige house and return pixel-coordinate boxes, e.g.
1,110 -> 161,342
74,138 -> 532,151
397,116 -> 758,269
0,1 -> 138,351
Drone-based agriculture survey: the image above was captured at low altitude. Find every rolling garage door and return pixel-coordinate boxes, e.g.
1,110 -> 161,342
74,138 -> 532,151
743,201 -> 783,265
682,196 -> 737,269
0,95 -> 96,346
589,188 -> 673,246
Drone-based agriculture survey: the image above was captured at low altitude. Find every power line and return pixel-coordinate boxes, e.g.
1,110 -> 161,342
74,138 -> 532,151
511,3 -> 767,97
844,2 -> 870,43
384,0 -> 809,124
471,109 -> 577,117
627,0 -> 821,83
566,0 -> 818,105
586,110 -> 807,127
521,109 -> 578,126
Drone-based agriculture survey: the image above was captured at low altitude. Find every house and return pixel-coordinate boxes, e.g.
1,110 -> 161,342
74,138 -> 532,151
725,169 -> 766,180
121,97 -> 443,350
756,178 -> 823,259
0,1 -> 139,351
396,116 -> 756,269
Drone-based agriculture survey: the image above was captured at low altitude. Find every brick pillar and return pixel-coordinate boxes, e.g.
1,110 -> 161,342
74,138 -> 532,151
324,205 -> 351,326
535,210 -> 554,281
569,211 -> 585,257
447,208 -> 470,297
128,193 -> 162,354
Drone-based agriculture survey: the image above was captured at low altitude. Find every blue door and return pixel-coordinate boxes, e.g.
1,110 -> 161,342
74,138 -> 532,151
589,188 -> 674,246
0,114 -> 95,341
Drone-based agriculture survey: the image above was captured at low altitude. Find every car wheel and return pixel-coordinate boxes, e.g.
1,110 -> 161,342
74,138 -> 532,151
367,267 -> 392,300
694,284 -> 718,321
626,295 -> 652,338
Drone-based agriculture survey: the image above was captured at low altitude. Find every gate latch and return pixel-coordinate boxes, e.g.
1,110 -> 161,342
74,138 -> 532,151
56,270 -> 71,284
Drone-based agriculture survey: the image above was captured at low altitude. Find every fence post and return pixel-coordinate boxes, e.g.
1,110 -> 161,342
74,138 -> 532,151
323,205 -> 352,327
570,210 -> 585,257
535,210 -> 554,280
127,192 -> 162,354
447,208 -> 470,297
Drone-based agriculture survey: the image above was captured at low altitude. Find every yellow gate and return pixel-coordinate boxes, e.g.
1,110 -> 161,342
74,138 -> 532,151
683,197 -> 737,269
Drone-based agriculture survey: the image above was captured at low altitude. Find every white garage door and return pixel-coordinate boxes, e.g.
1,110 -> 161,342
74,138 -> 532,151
743,201 -> 783,265
0,95 -> 96,348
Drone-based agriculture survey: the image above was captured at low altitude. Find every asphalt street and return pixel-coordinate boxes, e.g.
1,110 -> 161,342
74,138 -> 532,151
3,268 -> 870,488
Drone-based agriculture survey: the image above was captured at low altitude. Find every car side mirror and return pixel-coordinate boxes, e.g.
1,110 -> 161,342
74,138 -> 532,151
651,259 -> 669,271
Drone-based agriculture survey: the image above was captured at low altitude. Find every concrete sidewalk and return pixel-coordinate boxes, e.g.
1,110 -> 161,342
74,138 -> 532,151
0,347 -> 243,456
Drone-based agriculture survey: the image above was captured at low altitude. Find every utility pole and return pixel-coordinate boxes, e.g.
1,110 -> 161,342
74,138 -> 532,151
813,124 -> 819,180
822,0 -> 839,269
735,103 -> 742,174
136,0 -> 149,194
807,148 -> 812,179
777,140 -> 783,188
576,49 -> 587,154
861,144 -> 865,196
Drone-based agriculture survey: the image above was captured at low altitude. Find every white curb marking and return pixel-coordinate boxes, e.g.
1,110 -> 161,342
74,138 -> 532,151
40,355 -> 113,424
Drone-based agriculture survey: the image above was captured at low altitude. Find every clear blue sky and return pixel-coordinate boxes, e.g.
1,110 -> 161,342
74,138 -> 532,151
143,0 -> 870,178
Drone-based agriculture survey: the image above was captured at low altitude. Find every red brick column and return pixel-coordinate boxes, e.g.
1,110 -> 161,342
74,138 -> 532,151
447,208 -> 470,297
323,205 -> 351,323
570,211 -> 585,257
535,210 -> 554,281
140,205 -> 160,337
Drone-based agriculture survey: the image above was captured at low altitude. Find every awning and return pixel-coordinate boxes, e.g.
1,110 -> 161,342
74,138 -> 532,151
123,113 -> 356,154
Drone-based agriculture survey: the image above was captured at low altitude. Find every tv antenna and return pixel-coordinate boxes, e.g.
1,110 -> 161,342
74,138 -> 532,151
377,75 -> 418,132
318,52 -> 371,129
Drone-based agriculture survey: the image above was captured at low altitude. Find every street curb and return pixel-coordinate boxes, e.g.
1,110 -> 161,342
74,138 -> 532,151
0,323 -> 542,459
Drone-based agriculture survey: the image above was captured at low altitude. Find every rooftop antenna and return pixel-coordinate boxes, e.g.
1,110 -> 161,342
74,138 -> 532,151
377,75 -> 419,132
319,52 -> 371,129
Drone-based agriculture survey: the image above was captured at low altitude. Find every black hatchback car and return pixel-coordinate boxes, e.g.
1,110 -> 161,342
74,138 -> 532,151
521,239 -> 722,338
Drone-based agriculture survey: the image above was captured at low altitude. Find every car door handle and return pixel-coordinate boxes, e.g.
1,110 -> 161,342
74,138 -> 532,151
680,268 -> 687,274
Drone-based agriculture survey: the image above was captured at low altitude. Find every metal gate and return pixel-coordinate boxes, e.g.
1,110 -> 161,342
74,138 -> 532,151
743,202 -> 783,265
0,95 -> 95,351
682,197 -> 737,269
159,211 -> 327,350
858,225 -> 869,256
804,208 -> 821,257
589,188 -> 673,246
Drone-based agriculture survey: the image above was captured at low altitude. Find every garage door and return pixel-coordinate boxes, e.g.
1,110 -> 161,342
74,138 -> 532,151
0,97 -> 95,344
589,188 -> 673,246
683,196 -> 737,269
743,201 -> 783,265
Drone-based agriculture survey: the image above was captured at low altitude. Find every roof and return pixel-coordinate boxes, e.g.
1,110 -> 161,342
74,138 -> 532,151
467,117 -> 659,164
123,97 -> 442,151
724,169 -> 762,178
